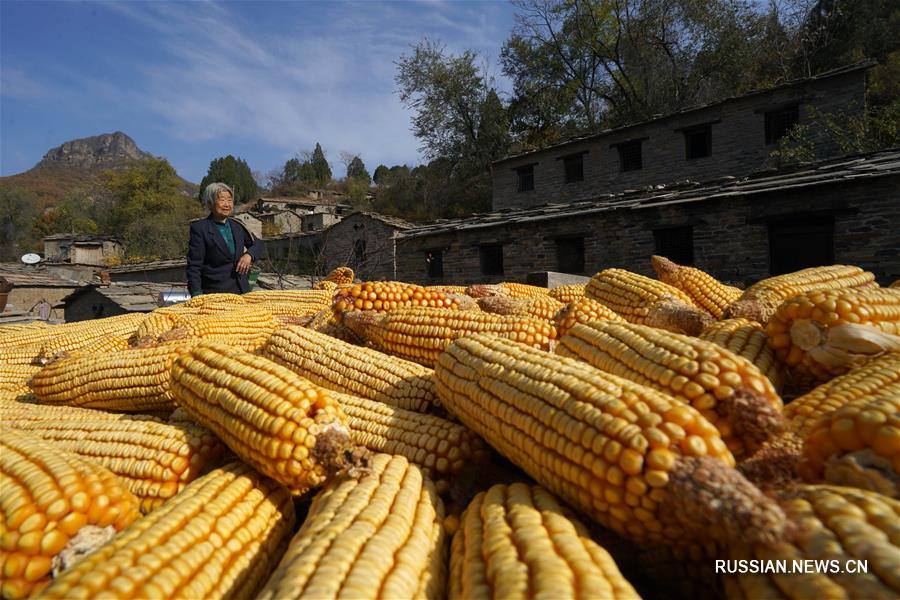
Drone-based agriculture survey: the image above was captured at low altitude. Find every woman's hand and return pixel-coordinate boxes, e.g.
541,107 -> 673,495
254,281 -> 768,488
236,253 -> 253,275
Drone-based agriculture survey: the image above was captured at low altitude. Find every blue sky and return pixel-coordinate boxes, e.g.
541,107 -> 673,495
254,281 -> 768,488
1,0 -> 517,183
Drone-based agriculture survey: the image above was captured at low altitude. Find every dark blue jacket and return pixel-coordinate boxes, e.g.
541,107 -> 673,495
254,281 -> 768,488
186,215 -> 263,295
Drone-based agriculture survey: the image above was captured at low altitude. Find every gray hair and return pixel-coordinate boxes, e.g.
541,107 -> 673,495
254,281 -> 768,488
202,182 -> 234,211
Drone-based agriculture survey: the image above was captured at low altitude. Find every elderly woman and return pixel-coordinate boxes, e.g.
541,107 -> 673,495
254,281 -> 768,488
187,182 -> 263,296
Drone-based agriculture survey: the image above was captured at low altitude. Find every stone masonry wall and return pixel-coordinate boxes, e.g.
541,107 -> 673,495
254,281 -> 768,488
492,69 -> 867,211
321,214 -> 400,281
398,175 -> 900,287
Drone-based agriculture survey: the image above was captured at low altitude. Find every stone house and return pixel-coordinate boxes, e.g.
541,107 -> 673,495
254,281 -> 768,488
231,213 -> 263,239
254,210 -> 303,235
63,282 -> 185,322
492,62 -> 872,211
319,213 -> 414,280
0,265 -> 81,320
43,234 -> 124,266
396,149 -> 900,287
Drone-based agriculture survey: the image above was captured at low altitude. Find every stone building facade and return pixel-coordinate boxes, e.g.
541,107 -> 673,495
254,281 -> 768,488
492,63 -> 871,212
396,150 -> 900,287
319,213 -> 413,281
43,234 -> 124,266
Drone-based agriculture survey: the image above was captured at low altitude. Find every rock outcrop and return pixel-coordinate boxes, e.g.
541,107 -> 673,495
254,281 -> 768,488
37,131 -> 155,169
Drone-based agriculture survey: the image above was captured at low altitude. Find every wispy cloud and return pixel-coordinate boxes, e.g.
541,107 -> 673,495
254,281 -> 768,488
0,67 -> 50,100
102,2 -> 512,169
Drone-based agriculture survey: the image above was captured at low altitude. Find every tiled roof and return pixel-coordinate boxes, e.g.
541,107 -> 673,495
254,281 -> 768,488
64,282 -> 187,311
0,264 -> 83,287
43,234 -> 123,243
106,259 -> 186,273
494,61 -> 875,165
401,148 -> 900,239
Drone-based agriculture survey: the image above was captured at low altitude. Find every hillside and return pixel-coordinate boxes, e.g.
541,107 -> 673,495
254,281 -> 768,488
0,131 -> 198,208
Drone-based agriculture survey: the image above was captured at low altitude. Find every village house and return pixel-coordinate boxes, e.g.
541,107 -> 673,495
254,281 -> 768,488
491,62 -> 872,211
318,212 -> 414,281
43,234 -> 124,266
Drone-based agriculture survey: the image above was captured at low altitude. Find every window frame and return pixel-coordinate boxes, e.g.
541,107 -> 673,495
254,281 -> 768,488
615,139 -> 644,172
561,153 -> 585,184
516,165 -> 535,192
555,236 -> 586,274
653,226 -> 694,266
684,125 -> 712,160
425,249 -> 444,278
767,214 -> 835,276
764,104 -> 800,146
479,243 -> 504,276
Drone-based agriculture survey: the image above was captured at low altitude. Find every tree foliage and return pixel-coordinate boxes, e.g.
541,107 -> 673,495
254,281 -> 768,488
198,155 -> 258,204
346,156 -> 371,184
270,143 -> 334,195
102,159 -> 204,259
0,187 -> 39,261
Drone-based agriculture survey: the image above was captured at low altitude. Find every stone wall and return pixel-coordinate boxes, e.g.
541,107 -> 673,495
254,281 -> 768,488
320,214 -> 400,280
492,69 -> 867,211
5,287 -> 76,319
397,175 -> 900,287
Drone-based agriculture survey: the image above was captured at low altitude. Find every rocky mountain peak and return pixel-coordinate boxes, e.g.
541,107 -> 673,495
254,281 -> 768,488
37,131 -> 155,169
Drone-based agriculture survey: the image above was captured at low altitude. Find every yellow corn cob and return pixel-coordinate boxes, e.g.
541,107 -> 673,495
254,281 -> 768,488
450,483 -> 641,600
767,288 -> 900,384
243,288 -> 333,307
891,279 -> 900,289
785,353 -> 900,438
0,321 -> 48,334
723,485 -> 900,600
425,285 -> 468,295
799,392 -> 900,495
39,462 -> 295,600
257,454 -> 445,600
651,255 -> 742,319
1,325 -> 57,349
477,294 -> 565,322
329,390 -> 486,494
313,280 -> 339,291
251,300 -> 331,321
182,292 -> 246,308
586,268 -> 713,335
0,427 -> 141,599
36,313 -> 148,363
555,296 -> 626,338
466,282 -> 549,299
262,325 -> 439,412
343,307 -> 558,368
548,283 -> 587,303
0,399 -> 226,513
700,318 -> 786,392
316,266 -> 355,287
435,333 -> 786,548
0,343 -> 45,366
557,321 -> 784,457
170,341 -> 368,494
305,309 -> 365,345
724,264 -> 877,324
0,364 -> 40,392
159,305 -> 279,349
334,281 -> 477,315
129,311 -> 186,345
29,344 -> 195,413
63,334 -> 132,358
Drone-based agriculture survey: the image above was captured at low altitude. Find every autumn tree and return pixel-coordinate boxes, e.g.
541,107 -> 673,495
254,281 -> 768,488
198,155 -> 258,204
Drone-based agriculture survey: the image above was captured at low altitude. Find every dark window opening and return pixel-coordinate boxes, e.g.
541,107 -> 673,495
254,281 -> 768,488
480,244 -> 504,276
768,215 -> 834,275
426,249 -> 444,278
555,237 -> 585,274
685,126 -> 712,159
765,105 -> 799,145
352,239 -> 367,266
563,155 -> 584,183
618,140 -> 643,172
517,166 -> 534,192
654,226 -> 694,266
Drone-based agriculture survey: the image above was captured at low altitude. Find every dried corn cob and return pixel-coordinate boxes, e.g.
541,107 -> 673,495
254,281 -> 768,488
425,285 -> 468,295
0,364 -> 40,392
466,282 -> 549,299
586,268 -> 713,335
785,353 -> 900,438
891,279 -> 900,289
435,334 -> 786,548
39,462 -> 295,600
262,325 -> 438,412
64,334 -> 132,359
548,283 -> 587,303
0,343 -> 45,366
36,313 -> 148,363
766,288 -> 900,383
257,454 -> 445,600
555,296 -> 626,338
799,392 -> 900,496
477,294 -> 565,322
129,310 -> 186,345
329,390 -> 485,493
29,344 -> 195,413
0,399 -> 226,513
182,292 -> 246,308
0,321 -> 48,334
651,255 -> 742,319
243,288 -> 332,307
314,280 -> 339,291
700,318 -> 785,392
333,281 -> 476,315
723,485 -> 900,600
343,307 -> 557,368
724,264 -> 877,324
557,322 -> 784,457
0,427 -> 141,599
159,305 -> 279,350
317,266 -> 355,286
170,341 -> 368,494
450,483 -> 641,600
305,309 -> 365,345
